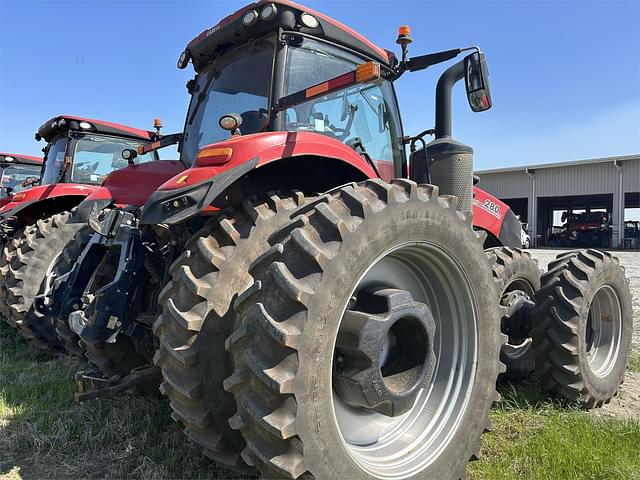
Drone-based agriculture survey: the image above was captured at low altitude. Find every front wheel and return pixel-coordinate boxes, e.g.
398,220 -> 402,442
532,249 -> 633,407
226,180 -> 504,479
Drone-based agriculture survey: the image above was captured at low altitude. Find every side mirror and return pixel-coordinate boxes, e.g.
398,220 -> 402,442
464,52 -> 492,112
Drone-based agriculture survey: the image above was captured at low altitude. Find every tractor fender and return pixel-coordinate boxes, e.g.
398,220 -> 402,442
0,184 -> 98,226
139,132 -> 376,225
139,158 -> 259,225
69,160 -> 186,224
472,187 -> 521,248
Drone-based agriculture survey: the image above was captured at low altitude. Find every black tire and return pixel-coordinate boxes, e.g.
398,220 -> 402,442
532,249 -> 633,407
4,212 -> 82,351
153,193 -> 306,473
226,180 -> 504,479
53,225 -> 93,357
0,234 -> 20,324
487,247 -> 541,382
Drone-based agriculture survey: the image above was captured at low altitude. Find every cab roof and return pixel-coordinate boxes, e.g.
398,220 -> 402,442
0,152 -> 43,166
185,0 -> 395,73
35,115 -> 155,143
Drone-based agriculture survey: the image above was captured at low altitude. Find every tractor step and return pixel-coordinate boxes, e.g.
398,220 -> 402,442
74,364 -> 161,402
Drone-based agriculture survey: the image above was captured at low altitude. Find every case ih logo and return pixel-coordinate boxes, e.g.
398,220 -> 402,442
474,198 -> 503,219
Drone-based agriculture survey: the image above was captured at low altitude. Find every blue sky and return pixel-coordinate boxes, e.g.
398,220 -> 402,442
0,0 -> 638,170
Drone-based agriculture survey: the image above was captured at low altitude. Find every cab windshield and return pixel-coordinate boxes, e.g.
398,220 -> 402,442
70,134 -> 155,184
41,133 -> 156,186
181,37 -> 276,164
41,136 -> 68,185
282,37 -> 404,180
0,164 -> 41,197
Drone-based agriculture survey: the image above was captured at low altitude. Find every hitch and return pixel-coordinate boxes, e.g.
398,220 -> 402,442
75,364 -> 161,402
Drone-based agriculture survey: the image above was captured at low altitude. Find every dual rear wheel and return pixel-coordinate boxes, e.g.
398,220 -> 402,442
156,180 -> 504,479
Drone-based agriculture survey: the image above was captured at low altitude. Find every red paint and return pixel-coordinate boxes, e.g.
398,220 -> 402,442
85,160 -> 186,207
187,0 -> 391,64
274,0 -> 390,62
0,183 -> 98,215
472,187 -> 507,239
158,131 -> 376,191
0,153 -> 43,165
57,115 -> 154,140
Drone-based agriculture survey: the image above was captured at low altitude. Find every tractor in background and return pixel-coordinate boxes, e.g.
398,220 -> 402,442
0,153 -> 42,207
0,116 -> 163,350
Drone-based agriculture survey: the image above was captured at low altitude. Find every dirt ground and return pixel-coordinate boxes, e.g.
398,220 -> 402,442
528,249 -> 640,420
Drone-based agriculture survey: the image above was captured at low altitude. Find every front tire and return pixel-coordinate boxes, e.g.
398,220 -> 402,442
226,180 -> 504,479
532,249 -> 633,407
4,212 -> 82,351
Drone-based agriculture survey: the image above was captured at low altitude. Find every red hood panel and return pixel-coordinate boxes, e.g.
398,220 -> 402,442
86,160 -> 186,207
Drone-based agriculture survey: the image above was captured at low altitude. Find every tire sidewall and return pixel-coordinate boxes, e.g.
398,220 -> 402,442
575,258 -> 633,398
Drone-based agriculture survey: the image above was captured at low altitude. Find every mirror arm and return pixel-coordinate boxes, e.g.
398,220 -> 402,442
434,59 -> 465,139
137,133 -> 183,156
406,48 -> 461,72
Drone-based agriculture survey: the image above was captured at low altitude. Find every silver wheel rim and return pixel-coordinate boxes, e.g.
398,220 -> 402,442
331,242 -> 479,478
585,285 -> 622,377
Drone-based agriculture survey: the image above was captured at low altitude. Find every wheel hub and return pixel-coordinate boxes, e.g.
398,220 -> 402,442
333,288 -> 436,417
501,290 -> 535,341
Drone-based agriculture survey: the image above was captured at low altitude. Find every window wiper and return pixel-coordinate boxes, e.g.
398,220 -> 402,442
188,67 -> 219,126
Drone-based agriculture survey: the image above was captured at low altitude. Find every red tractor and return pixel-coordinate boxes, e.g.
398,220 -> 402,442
47,2 -> 632,478
0,153 -> 43,208
0,116 -> 163,349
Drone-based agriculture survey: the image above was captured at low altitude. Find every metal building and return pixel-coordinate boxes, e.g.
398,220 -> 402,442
476,154 -> 640,248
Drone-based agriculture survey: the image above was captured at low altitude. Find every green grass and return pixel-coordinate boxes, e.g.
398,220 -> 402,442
1,321 -> 639,479
0,322 -> 243,479
469,384 -> 640,480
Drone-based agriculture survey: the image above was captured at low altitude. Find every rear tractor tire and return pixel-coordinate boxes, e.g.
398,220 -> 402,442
0,234 -> 20,324
153,192 -> 307,473
226,180 -> 504,479
532,249 -> 633,407
487,247 -> 541,382
4,212 -> 83,351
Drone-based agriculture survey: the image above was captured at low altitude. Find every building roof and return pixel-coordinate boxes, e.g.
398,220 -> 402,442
476,154 -> 640,175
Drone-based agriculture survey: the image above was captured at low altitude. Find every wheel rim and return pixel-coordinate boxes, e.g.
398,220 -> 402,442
501,278 -> 536,361
331,242 -> 479,478
585,285 -> 622,377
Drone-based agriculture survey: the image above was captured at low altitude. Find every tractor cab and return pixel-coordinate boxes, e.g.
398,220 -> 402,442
133,0 -> 492,224
0,153 -> 42,198
178,1 -> 404,180
36,116 -> 159,187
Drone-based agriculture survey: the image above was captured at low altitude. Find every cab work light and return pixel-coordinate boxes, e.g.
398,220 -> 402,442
277,61 -> 381,111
